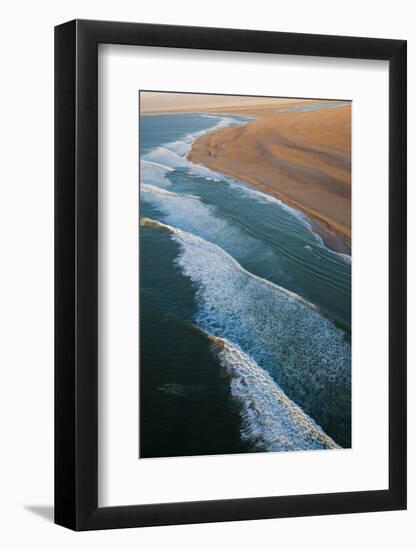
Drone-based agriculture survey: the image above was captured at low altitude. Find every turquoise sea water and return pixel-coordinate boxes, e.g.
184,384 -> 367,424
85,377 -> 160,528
139,112 -> 351,458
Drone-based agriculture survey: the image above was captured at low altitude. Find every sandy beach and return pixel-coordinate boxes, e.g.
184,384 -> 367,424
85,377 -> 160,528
141,92 -> 351,252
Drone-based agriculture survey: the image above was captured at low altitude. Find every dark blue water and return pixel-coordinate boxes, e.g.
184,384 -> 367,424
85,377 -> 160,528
139,112 -> 351,458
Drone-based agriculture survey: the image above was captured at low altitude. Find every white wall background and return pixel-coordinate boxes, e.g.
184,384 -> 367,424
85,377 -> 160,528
0,1 -> 414,548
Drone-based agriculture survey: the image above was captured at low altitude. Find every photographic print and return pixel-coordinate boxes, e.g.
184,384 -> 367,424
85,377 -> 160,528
139,91 -> 351,459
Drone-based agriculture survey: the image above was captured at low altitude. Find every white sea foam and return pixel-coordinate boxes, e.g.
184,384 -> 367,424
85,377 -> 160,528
225,178 -> 313,229
188,114 -> 351,262
302,225 -> 352,264
140,159 -> 173,187
143,115 -> 247,171
141,182 -> 199,200
335,252 -> 352,265
142,143 -> 229,181
140,112 -> 351,446
141,217 -> 351,444
142,146 -> 190,169
195,114 -> 248,135
162,139 -> 192,157
208,334 -> 339,451
140,183 -> 263,262
217,179 -> 351,268
142,115 -> 320,239
217,177 -> 351,264
141,158 -> 174,172
140,217 -> 311,303
140,186 -> 218,233
142,112 -> 351,264
142,146 -> 220,182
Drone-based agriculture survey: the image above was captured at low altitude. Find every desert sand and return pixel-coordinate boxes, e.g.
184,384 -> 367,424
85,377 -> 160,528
141,92 -> 351,252
140,92 -> 314,114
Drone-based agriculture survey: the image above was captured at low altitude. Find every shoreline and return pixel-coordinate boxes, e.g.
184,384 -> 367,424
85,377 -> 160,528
186,153 -> 351,255
140,94 -> 352,256
185,105 -> 351,255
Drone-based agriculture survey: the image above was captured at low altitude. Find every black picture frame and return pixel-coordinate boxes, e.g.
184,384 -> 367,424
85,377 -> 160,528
55,19 -> 407,531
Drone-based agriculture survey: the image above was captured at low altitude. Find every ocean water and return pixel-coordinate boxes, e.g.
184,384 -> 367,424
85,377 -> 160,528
139,112 -> 351,458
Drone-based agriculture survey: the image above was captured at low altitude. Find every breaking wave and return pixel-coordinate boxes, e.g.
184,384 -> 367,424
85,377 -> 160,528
141,114 -> 350,263
162,139 -> 193,157
141,114 -> 251,180
142,146 -> 190,170
140,181 -> 268,263
140,159 -> 173,187
207,333 -> 338,451
141,182 -> 199,200
140,217 -> 351,445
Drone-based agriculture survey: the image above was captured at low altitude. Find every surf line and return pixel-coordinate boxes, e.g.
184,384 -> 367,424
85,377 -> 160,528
176,112 -> 352,261
160,315 -> 340,451
140,217 -> 318,311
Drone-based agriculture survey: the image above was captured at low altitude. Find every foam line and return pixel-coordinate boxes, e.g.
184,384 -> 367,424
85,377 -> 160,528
140,217 -> 314,308
207,333 -> 339,451
140,217 -> 351,445
140,159 -> 173,187
139,182 -> 264,263
141,182 -> 200,200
